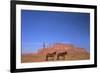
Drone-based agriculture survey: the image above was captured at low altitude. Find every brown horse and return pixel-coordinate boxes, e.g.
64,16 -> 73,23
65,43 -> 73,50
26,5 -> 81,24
57,51 -> 67,60
46,52 -> 56,61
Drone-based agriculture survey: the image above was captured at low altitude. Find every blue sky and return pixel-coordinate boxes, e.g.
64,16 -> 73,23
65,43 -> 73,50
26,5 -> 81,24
21,10 -> 90,54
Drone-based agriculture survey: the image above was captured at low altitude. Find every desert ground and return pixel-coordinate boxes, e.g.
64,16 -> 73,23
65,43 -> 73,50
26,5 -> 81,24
21,43 -> 90,63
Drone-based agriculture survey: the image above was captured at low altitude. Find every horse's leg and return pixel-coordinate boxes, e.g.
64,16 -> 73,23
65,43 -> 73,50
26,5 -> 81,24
49,56 -> 53,61
48,56 -> 53,61
59,55 -> 64,60
46,56 -> 47,61
63,56 -> 65,60
63,55 -> 66,60
53,56 -> 55,61
51,57 -> 54,61
46,55 -> 48,61
57,55 -> 59,60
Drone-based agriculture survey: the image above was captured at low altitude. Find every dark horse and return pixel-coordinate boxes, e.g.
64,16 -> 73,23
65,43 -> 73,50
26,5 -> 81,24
57,51 -> 67,60
46,52 -> 56,61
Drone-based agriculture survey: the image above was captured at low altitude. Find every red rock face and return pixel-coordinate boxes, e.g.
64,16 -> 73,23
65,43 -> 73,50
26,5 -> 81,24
38,43 -> 88,55
21,43 -> 90,63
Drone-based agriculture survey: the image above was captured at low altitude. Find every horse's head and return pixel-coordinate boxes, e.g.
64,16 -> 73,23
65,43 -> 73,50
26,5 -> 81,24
65,51 -> 67,54
53,52 -> 56,54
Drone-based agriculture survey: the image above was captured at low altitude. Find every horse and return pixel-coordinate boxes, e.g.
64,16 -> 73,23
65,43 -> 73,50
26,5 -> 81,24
57,51 -> 67,60
46,52 -> 56,61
